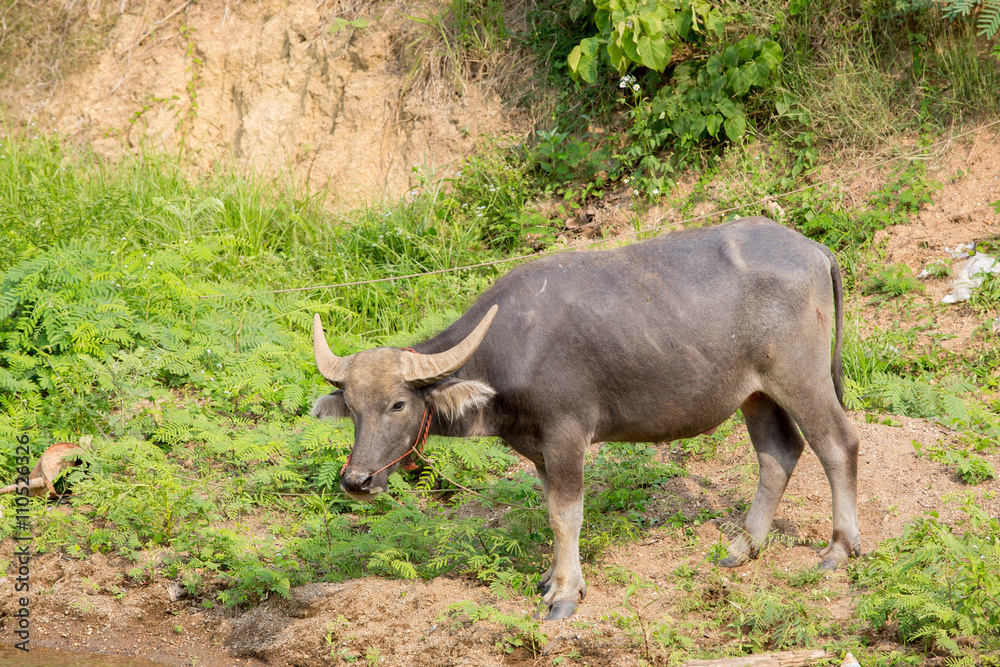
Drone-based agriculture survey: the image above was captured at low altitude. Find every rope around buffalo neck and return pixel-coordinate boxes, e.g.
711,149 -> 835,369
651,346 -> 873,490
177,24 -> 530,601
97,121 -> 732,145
338,406 -> 542,511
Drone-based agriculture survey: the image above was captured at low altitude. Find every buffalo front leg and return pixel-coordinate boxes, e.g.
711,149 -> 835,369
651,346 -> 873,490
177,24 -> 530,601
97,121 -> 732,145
536,438 -> 587,621
720,393 -> 806,567
535,463 -> 559,597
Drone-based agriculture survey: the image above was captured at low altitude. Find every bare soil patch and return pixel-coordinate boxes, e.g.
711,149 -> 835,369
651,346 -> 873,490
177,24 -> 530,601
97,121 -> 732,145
3,412 -> 997,666
856,128 -> 1000,356
0,0 -> 530,208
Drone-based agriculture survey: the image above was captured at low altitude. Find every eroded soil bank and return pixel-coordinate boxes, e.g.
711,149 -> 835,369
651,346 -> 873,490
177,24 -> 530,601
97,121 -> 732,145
1,0 -> 525,208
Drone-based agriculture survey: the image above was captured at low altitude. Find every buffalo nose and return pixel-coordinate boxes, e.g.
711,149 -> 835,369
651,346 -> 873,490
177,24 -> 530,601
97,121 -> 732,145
342,470 -> 372,494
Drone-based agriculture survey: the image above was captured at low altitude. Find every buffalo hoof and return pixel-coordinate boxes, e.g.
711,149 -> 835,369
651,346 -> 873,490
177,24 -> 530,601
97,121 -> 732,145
544,601 -> 578,621
714,554 -> 748,568
818,558 -> 840,571
537,579 -> 551,595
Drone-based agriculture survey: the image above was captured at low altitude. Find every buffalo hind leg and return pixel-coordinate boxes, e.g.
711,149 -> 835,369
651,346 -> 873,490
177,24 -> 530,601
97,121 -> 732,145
719,393 -> 805,567
792,398 -> 862,569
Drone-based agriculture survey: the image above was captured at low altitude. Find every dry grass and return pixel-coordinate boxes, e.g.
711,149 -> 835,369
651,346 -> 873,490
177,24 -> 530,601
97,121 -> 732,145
403,0 -> 548,125
0,0 -> 116,107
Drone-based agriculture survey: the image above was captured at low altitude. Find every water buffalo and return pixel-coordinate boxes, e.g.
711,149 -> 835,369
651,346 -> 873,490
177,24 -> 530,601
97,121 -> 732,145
311,217 -> 861,620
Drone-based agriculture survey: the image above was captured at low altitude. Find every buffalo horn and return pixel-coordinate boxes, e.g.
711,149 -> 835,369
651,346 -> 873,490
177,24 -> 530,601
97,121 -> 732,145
401,305 -> 498,386
313,313 -> 352,384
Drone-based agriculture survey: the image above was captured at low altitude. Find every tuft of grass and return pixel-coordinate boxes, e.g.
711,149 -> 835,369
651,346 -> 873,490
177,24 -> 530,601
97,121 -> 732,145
969,271 -> 1000,314
406,0 -> 541,110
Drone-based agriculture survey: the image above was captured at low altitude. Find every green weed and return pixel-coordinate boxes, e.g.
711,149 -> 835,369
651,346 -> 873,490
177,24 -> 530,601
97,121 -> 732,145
922,260 -> 951,278
969,271 -> 1000,314
865,263 -> 922,299
914,439 -> 997,484
606,576 -> 696,664
773,566 -> 826,589
853,497 -> 1000,658
728,588 -> 833,653
446,601 -> 548,657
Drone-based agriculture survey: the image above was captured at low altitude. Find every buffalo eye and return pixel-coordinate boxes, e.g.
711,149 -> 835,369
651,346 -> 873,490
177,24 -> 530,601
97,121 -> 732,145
391,401 -> 406,412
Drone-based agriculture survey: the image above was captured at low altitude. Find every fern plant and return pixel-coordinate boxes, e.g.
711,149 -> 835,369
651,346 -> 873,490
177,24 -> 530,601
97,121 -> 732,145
853,497 -> 1000,656
446,601 -> 548,657
941,0 -> 1000,38
852,372 -> 1000,434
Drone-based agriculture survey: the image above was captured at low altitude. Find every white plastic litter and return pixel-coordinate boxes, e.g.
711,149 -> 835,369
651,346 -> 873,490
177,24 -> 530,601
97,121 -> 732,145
841,652 -> 861,667
945,242 -> 977,259
941,252 -> 1000,304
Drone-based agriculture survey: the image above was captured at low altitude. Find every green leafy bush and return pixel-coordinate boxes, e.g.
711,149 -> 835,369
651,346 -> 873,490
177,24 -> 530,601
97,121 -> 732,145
568,0 -> 724,83
649,35 -> 783,144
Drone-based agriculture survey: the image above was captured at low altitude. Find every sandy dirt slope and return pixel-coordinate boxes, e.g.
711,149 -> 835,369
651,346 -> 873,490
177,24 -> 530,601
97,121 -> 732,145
1,0 -> 521,208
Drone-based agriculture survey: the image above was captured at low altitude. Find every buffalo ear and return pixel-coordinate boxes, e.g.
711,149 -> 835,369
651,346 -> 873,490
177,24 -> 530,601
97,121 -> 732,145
311,390 -> 350,420
429,379 -> 496,422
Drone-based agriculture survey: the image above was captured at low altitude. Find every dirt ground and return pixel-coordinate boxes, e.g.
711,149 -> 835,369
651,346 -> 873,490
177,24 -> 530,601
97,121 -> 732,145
2,409 -> 999,666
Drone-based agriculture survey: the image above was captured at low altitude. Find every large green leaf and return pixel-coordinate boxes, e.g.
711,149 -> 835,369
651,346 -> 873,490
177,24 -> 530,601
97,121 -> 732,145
749,60 -> 772,86
706,113 -> 722,137
726,66 -> 751,95
724,114 -> 747,140
568,37 -> 602,84
759,40 -> 783,68
637,35 -> 670,70
717,98 -> 738,118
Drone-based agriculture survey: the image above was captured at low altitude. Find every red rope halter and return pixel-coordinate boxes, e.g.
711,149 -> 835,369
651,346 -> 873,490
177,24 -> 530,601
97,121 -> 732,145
340,403 -> 434,477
